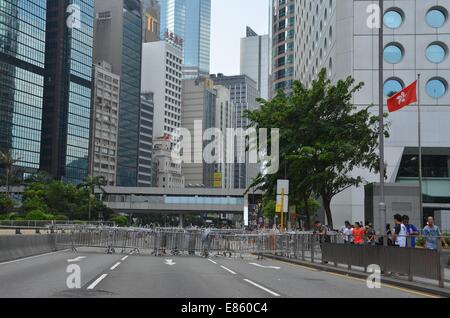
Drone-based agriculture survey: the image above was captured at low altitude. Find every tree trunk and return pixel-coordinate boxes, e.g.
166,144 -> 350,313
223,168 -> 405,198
322,196 -> 334,230
6,167 -> 10,198
303,195 -> 311,230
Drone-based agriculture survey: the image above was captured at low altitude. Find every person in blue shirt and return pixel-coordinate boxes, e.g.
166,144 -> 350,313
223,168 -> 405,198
402,215 -> 419,248
422,216 -> 448,250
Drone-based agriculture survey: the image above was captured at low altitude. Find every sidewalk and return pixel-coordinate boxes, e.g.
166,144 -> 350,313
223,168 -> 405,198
263,253 -> 450,297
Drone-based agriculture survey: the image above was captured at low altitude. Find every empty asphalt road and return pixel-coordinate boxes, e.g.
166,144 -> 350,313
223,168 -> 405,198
0,249 -> 440,298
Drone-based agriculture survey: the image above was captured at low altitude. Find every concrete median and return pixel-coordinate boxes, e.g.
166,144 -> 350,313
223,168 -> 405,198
0,234 -> 61,262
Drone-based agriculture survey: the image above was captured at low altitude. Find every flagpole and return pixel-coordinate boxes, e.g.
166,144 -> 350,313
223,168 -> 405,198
417,74 -> 423,222
378,0 -> 387,238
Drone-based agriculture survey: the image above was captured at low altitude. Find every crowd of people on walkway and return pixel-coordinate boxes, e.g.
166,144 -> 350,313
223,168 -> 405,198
332,215 -> 448,250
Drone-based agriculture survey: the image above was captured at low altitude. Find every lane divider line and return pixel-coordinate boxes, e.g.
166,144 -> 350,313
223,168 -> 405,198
87,274 -> 108,290
208,259 -> 217,264
121,255 -> 129,261
110,262 -> 121,271
220,265 -> 237,275
243,279 -> 280,297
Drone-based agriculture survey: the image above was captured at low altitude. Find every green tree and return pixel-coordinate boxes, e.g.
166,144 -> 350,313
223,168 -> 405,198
261,198 -> 276,221
0,150 -> 23,196
25,210 -> 54,220
0,193 -> 14,215
246,69 -> 387,229
111,215 -> 128,227
77,176 -> 107,221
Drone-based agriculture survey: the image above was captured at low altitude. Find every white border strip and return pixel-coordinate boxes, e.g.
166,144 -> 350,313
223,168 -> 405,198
0,250 -> 68,266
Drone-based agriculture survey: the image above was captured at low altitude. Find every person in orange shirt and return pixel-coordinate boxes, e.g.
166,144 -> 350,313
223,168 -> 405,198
352,222 -> 365,245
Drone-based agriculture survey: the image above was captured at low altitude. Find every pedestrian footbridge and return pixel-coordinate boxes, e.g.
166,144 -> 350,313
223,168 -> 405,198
99,187 -> 259,215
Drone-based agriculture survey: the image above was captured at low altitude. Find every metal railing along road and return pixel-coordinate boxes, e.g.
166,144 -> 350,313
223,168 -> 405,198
0,220 -> 116,230
53,227 -> 449,288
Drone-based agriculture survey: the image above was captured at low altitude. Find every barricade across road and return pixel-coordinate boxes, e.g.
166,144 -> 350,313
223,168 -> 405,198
52,226 -> 449,289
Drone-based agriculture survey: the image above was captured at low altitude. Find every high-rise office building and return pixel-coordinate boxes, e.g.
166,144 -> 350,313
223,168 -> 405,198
294,0 -> 450,228
90,61 -> 120,186
158,0 -> 211,78
40,0 -> 94,183
139,92 -> 155,187
152,136 -> 185,188
210,74 -> 260,189
270,0 -> 295,94
214,85 -> 236,189
181,77 -> 217,187
241,26 -> 270,100
141,40 -> 183,141
94,0 -> 143,186
142,0 -> 160,43
0,0 -> 47,176
1,0 -> 94,183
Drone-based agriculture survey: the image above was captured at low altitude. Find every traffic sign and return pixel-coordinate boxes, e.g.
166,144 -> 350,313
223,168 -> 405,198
276,195 -> 289,213
276,180 -> 289,195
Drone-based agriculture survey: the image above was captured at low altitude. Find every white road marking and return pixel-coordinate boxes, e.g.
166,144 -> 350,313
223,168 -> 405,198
110,262 -> 121,270
87,274 -> 108,290
207,259 -> 217,264
220,265 -> 237,275
121,255 -> 129,261
67,256 -> 86,263
164,259 -> 176,266
0,250 -> 69,266
249,262 -> 280,269
243,279 -> 281,297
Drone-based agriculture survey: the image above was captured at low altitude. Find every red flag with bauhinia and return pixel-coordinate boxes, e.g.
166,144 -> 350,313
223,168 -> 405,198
387,80 -> 418,113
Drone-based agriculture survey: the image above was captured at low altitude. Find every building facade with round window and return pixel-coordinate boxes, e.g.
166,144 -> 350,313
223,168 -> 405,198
292,0 -> 450,229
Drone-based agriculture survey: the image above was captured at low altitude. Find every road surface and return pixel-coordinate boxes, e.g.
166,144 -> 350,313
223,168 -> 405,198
0,248 -> 439,298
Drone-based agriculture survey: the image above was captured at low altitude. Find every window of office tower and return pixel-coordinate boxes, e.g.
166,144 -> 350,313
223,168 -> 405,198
0,0 -> 46,172
384,9 -> 404,29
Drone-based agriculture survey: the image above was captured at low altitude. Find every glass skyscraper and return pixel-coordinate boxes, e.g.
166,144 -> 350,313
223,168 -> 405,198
0,0 -> 47,175
40,0 -> 94,183
158,0 -> 211,78
1,0 -> 94,183
94,0 -> 143,186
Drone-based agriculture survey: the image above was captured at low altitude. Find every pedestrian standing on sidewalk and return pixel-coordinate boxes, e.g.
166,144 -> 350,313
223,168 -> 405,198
352,222 -> 365,245
402,215 -> 419,248
422,216 -> 448,250
340,221 -> 353,244
392,214 -> 407,248
365,222 -> 376,245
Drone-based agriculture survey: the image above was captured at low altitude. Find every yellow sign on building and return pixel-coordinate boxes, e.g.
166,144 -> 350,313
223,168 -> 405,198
213,172 -> 222,188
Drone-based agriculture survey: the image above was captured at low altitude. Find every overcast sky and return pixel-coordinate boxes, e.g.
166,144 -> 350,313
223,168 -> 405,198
210,0 -> 269,76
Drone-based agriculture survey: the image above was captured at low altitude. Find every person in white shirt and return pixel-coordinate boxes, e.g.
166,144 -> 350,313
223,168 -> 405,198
340,221 -> 353,244
392,214 -> 407,248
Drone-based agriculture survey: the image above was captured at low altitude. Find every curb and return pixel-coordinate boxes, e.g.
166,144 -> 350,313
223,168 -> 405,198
262,254 -> 450,298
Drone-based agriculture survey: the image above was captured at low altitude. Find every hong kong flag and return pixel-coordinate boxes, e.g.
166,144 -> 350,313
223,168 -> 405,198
387,80 -> 418,113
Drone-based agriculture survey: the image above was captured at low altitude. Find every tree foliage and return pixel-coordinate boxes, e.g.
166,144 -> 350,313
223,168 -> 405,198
246,69 -> 388,228
0,150 -> 24,193
0,194 -> 14,215
21,177 -> 112,221
111,215 -> 128,227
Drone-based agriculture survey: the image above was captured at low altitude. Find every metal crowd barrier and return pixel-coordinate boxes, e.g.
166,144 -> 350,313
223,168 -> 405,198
55,228 -> 312,256
55,227 -> 448,287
